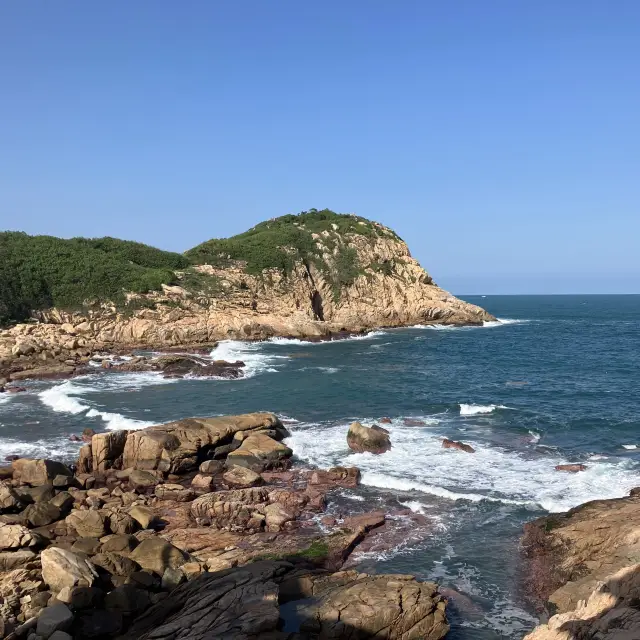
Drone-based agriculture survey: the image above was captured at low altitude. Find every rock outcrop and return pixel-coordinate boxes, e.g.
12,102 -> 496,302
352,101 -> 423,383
0,213 -> 494,380
522,489 -> 640,638
347,422 -> 391,454
119,560 -> 450,640
0,412 -> 449,639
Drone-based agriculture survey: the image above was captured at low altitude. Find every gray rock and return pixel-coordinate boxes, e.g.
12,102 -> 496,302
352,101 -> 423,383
36,603 -> 74,638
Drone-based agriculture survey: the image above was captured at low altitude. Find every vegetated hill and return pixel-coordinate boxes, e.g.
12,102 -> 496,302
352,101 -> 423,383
0,210 -> 493,343
0,232 -> 188,325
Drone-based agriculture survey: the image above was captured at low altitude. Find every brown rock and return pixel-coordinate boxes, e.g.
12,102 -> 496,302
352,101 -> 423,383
347,422 -> 391,454
342,510 -> 386,533
442,438 -> 475,453
129,469 -> 162,491
121,413 -> 283,473
225,432 -> 292,471
65,510 -> 108,538
129,505 -> 156,529
41,547 -> 98,593
222,465 -> 263,488
309,466 -> 361,489
0,523 -> 43,549
379,417 -> 392,424
11,458 -> 72,486
154,484 -> 195,502
129,537 -> 189,575
191,474 -> 214,490
92,430 -> 129,472
554,464 -> 587,472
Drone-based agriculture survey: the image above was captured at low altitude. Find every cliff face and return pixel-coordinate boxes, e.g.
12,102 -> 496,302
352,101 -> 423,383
522,490 -> 640,639
0,214 -> 493,365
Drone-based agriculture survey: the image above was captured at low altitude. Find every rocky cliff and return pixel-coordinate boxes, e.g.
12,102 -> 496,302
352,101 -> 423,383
522,490 -> 640,639
0,211 -> 493,375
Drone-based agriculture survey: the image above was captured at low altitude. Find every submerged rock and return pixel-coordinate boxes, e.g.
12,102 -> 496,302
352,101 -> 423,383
442,438 -> 475,454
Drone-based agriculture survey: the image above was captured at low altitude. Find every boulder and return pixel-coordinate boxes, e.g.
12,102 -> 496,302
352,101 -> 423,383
223,465 -> 263,488
442,438 -> 475,454
104,584 -> 151,615
11,458 -> 72,486
0,482 -> 22,512
347,422 -> 391,454
65,510 -> 108,538
129,505 -> 156,529
129,469 -> 162,491
263,502 -> 296,532
77,444 -> 92,473
343,511 -> 386,533
18,483 -> 56,503
154,484 -> 195,502
109,511 -> 138,534
91,551 -> 140,577
191,474 -> 214,490
121,413 -> 282,473
71,537 -> 102,555
198,460 -> 224,474
225,432 -> 292,471
555,463 -> 587,472
309,466 -> 361,488
36,603 -> 74,638
41,547 -> 98,593
129,537 -> 189,575
24,502 -> 62,527
0,548 -> 37,571
101,534 -> 138,554
92,430 -> 129,472
0,523 -> 43,550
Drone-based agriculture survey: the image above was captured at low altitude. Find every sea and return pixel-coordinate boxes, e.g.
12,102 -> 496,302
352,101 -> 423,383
1,295 -> 639,639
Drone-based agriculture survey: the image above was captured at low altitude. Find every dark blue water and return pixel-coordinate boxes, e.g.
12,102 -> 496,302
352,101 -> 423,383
1,295 -> 639,638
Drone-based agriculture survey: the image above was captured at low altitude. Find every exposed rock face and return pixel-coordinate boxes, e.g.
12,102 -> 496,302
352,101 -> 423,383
523,564 -> 640,640
121,413 -> 283,473
119,560 -> 450,640
226,431 -> 293,471
522,491 -> 640,616
347,422 -> 391,454
0,220 -> 494,379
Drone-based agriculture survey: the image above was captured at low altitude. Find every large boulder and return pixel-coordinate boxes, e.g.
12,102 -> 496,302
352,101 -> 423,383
121,413 -> 283,473
11,458 -> 72,486
41,547 -> 98,593
222,465 -> 263,488
92,430 -> 129,472
129,537 -> 189,576
66,510 -> 108,538
0,523 -> 43,550
24,502 -> 62,527
225,433 -> 292,471
347,422 -> 391,454
0,482 -> 23,512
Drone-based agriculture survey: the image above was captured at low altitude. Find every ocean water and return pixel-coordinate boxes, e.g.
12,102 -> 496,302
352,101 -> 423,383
1,295 -> 639,638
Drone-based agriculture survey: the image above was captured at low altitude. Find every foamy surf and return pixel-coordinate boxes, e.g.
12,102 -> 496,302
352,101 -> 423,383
210,340 -> 288,378
268,331 -> 387,346
285,418 -> 640,513
459,404 -> 507,416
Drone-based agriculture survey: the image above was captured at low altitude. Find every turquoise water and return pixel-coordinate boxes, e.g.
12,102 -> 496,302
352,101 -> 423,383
1,295 -> 639,638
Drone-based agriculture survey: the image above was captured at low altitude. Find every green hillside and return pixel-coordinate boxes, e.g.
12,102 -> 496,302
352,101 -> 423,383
0,210 -> 400,326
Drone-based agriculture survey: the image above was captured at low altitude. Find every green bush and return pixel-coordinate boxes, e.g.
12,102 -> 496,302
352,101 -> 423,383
0,232 -> 181,325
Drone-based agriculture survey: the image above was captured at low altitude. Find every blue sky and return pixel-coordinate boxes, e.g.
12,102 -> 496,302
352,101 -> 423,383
1,1 -> 638,294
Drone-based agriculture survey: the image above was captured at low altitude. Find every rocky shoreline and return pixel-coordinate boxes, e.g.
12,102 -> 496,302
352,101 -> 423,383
0,413 -> 450,640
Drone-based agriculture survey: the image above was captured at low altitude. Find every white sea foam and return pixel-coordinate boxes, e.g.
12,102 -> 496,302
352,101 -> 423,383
0,437 -> 82,461
85,408 -> 155,431
210,341 -> 288,378
38,375 -> 171,430
399,500 -> 432,514
459,403 -> 507,416
528,430 -> 542,444
285,418 -> 640,513
412,318 -> 528,331
623,444 -> 638,450
39,383 -> 90,414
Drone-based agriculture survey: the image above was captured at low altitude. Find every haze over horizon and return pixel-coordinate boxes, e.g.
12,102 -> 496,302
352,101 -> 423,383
1,1 -> 638,295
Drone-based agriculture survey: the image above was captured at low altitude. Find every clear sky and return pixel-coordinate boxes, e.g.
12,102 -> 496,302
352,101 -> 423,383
1,1 -> 638,294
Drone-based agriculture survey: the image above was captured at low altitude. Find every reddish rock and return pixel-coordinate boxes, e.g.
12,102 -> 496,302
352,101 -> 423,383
403,418 -> 426,427
555,464 -> 587,473
343,511 -> 386,533
309,466 -> 360,489
442,439 -> 475,453
4,386 -> 27,393
379,417 -> 392,424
